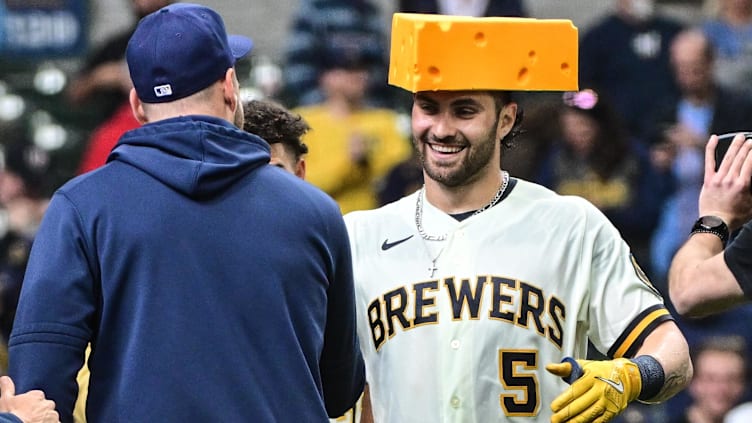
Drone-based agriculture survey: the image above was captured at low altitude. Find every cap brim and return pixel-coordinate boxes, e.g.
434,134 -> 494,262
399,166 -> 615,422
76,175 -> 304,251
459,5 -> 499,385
229,35 -> 253,60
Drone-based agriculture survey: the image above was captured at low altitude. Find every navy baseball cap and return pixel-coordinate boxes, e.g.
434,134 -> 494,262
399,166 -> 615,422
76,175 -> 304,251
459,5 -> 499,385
126,3 -> 253,103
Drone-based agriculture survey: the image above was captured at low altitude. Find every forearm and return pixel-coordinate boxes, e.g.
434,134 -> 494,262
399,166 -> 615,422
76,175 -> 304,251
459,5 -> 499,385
669,234 -> 745,316
634,321 -> 692,403
669,233 -> 722,309
547,320 -> 691,423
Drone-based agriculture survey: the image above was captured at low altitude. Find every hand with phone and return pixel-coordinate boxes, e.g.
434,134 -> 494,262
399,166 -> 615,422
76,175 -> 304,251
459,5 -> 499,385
714,132 -> 752,171
701,132 -> 752,231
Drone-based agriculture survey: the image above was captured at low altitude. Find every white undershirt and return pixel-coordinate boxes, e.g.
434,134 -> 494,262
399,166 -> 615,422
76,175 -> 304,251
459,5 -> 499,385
437,0 -> 490,16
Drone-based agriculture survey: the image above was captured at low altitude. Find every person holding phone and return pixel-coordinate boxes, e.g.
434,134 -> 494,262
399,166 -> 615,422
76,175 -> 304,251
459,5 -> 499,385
669,132 -> 752,317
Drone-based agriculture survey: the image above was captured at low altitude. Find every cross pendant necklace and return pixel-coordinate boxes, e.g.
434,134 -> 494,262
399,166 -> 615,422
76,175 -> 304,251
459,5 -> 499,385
428,259 -> 439,278
424,244 -> 445,278
415,170 -> 509,278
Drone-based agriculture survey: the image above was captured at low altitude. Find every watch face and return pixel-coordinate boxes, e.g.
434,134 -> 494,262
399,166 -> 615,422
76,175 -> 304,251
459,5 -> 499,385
700,215 -> 724,228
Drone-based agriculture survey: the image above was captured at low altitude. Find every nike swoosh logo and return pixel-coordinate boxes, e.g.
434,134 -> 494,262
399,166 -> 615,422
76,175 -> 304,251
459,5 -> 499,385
594,376 -> 624,394
381,235 -> 414,251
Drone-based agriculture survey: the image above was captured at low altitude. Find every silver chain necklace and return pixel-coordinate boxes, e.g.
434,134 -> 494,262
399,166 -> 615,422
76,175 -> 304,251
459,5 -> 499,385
415,170 -> 510,242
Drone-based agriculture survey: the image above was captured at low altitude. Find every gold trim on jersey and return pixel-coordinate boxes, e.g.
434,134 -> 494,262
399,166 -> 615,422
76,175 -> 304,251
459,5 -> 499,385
498,349 -> 540,417
608,305 -> 673,358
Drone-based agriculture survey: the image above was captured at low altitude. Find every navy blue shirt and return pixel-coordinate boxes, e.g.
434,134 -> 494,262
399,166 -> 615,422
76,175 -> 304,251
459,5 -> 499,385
725,222 -> 752,298
9,116 -> 364,422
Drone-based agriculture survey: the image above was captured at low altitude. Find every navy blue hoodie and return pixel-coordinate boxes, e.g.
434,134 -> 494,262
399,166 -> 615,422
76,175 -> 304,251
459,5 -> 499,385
8,115 -> 364,422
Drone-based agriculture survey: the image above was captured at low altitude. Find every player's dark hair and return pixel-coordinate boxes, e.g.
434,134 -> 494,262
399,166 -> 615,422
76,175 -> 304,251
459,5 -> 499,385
243,99 -> 310,159
490,91 -> 524,149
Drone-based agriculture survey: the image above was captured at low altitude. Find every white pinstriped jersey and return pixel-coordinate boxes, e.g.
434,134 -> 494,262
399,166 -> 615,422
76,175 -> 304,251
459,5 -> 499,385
343,178 -> 671,423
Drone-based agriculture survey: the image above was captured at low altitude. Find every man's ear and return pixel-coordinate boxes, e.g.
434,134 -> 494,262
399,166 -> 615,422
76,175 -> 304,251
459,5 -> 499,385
496,102 -> 518,140
129,88 -> 148,124
295,159 -> 306,180
223,68 -> 239,111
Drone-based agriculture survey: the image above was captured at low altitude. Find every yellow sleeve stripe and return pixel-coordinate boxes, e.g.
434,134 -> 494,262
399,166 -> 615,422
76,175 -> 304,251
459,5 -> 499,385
608,305 -> 673,359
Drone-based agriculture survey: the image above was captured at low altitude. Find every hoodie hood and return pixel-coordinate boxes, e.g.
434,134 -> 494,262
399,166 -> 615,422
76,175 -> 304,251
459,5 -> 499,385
108,115 -> 270,198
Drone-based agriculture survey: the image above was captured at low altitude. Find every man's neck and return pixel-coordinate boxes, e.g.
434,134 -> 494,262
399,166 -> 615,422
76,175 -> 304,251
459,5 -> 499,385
424,168 -> 504,214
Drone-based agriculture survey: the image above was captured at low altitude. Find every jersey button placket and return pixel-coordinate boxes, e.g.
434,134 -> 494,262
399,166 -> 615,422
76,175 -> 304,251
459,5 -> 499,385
450,396 -> 461,409
450,230 -> 470,268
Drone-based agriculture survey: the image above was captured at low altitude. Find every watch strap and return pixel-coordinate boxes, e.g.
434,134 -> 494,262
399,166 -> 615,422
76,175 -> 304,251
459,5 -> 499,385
690,216 -> 729,246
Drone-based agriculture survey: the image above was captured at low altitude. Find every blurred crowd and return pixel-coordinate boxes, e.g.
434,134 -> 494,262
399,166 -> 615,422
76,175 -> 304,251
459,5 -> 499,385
1,0 -> 752,422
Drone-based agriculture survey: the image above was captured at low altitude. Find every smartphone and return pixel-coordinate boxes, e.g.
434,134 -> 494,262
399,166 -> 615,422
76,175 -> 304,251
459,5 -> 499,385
715,132 -> 752,171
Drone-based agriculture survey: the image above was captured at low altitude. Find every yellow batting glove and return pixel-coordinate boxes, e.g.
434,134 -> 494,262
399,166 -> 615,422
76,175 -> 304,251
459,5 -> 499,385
546,358 -> 641,423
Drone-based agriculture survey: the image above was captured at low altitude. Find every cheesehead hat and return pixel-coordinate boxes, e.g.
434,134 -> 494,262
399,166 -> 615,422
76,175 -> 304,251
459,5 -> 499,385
388,13 -> 578,92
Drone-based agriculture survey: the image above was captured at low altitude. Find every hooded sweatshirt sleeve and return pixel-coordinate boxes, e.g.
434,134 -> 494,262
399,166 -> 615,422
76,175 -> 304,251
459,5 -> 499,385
8,191 -> 96,421
319,206 -> 366,417
0,414 -> 22,423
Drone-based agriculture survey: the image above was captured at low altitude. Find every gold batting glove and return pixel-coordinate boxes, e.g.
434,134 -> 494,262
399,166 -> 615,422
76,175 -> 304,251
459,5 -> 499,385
545,357 -> 641,423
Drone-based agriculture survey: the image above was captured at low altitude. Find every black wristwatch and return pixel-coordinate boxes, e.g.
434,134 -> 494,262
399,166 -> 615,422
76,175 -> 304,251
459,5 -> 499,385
690,215 -> 729,246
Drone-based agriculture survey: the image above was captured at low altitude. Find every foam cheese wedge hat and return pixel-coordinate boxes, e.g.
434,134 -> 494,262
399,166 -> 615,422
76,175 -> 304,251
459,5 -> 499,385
388,13 -> 578,92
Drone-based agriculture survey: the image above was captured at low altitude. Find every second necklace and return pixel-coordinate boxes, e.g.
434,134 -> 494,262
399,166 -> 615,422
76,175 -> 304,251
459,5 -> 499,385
414,170 -> 510,242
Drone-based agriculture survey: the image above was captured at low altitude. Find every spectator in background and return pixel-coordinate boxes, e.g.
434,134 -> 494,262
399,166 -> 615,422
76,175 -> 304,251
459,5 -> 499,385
243,99 -> 309,179
376,150 -> 422,206
668,133 -> 752,318
281,0 -> 394,109
397,0 -> 526,17
649,28 -> 752,284
663,132 -> 752,422
534,88 -> 673,279
66,0 -> 173,118
668,336 -> 749,423
294,43 -> 411,214
665,130 -> 752,422
644,31 -> 752,418
701,0 -> 752,98
0,139 -> 50,353
579,0 -> 684,138
71,0 -> 176,174
76,102 -> 140,174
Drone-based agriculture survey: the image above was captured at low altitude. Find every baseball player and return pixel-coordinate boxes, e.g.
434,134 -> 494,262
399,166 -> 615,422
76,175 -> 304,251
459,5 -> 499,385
344,13 -> 692,422
243,99 -> 309,179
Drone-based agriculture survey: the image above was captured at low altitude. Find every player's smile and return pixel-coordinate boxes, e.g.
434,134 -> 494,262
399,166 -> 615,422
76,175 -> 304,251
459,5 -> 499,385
426,142 -> 465,155
420,136 -> 472,174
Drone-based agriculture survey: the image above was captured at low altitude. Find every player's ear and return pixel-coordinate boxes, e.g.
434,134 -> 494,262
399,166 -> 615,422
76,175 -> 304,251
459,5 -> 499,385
496,102 -> 517,140
295,159 -> 306,179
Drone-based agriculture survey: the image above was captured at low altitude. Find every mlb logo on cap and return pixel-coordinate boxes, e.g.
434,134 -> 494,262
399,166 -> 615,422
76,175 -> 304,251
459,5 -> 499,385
154,84 -> 173,98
